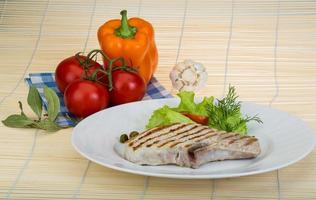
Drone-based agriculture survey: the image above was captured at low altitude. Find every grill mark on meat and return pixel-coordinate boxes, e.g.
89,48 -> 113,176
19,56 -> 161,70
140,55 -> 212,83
221,134 -> 234,140
228,139 -> 237,144
181,130 -> 228,148
245,137 -> 258,146
131,123 -> 183,143
214,132 -> 230,140
135,123 -> 178,140
196,131 -> 227,142
169,129 -> 214,148
177,127 -> 211,141
183,131 -> 231,148
193,143 -> 217,153
147,125 -> 199,147
163,127 -> 208,147
156,125 -> 203,148
228,135 -> 250,144
157,140 -> 175,148
184,132 -> 219,148
129,123 -> 186,147
146,140 -> 159,147
193,132 -> 219,143
184,130 -> 214,141
128,125 -> 173,146
133,124 -> 192,150
169,141 -> 183,148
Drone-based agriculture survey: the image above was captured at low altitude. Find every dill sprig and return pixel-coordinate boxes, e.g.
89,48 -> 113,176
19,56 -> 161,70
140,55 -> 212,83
244,115 -> 263,124
217,86 -> 240,117
207,85 -> 262,134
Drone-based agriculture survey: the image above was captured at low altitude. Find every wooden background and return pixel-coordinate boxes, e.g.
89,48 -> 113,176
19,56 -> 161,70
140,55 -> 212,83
0,0 -> 316,199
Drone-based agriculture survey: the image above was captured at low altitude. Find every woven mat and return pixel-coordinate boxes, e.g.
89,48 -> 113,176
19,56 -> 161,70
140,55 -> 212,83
0,0 -> 316,199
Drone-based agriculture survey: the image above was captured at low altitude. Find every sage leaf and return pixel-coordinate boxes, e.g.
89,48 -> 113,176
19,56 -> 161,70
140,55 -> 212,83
35,119 -> 62,132
27,86 -> 42,119
2,86 -> 66,133
2,114 -> 34,128
43,86 -> 60,122
18,101 -> 27,117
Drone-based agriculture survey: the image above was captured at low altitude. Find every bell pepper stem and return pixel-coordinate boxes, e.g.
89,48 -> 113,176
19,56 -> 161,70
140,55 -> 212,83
115,10 -> 137,39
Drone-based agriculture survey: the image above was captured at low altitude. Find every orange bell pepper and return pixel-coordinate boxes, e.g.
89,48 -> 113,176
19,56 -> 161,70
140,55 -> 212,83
97,10 -> 158,84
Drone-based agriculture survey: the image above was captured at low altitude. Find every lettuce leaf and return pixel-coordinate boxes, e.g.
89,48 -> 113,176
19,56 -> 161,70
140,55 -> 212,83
146,105 -> 193,129
172,91 -> 214,116
145,91 -> 213,129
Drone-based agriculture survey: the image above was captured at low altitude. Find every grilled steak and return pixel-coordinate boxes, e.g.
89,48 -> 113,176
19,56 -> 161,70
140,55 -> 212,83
114,123 -> 261,168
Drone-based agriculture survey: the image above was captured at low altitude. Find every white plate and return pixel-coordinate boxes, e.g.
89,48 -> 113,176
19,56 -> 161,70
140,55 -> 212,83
71,98 -> 316,179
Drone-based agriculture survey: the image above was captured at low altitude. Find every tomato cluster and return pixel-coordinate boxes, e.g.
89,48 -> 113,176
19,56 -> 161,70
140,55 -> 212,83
55,52 -> 146,118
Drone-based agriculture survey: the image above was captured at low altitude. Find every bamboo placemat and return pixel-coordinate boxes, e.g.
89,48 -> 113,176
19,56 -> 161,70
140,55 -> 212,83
0,0 -> 316,199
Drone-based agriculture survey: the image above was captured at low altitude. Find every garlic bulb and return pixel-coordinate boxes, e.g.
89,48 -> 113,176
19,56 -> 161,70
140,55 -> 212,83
169,59 -> 207,92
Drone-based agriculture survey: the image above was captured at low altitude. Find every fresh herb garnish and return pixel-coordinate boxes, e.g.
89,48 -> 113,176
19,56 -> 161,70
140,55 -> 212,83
146,106 -> 194,129
207,85 -> 262,134
2,86 -> 69,132
146,85 -> 262,135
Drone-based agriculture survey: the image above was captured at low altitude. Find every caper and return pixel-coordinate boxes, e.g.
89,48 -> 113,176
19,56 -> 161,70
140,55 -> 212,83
129,131 -> 139,138
120,134 -> 129,143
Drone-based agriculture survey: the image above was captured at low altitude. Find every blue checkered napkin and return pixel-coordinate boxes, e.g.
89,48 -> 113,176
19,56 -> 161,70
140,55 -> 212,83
25,73 -> 172,127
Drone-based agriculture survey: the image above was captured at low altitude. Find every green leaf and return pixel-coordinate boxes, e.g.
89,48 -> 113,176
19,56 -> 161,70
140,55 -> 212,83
2,114 -> 34,128
207,85 -> 262,135
174,91 -> 196,113
18,101 -> 27,117
2,86 -> 66,133
27,86 -> 43,119
233,120 -> 247,135
35,119 -> 62,132
146,106 -> 193,129
43,86 -> 60,122
145,85 -> 262,136
172,91 -> 213,116
225,112 -> 243,132
195,96 -> 214,116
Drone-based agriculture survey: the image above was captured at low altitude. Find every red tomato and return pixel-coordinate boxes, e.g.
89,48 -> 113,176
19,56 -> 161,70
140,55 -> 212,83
181,112 -> 209,125
110,70 -> 146,105
55,55 -> 102,93
64,80 -> 109,118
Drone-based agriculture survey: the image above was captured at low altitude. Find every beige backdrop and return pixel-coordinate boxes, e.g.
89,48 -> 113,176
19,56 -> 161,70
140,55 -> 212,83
0,0 -> 315,199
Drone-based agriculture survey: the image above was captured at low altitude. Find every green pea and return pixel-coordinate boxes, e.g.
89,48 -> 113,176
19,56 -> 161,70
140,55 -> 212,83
120,134 -> 129,143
